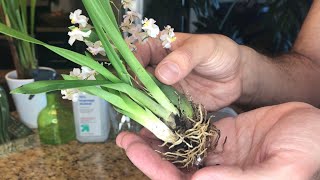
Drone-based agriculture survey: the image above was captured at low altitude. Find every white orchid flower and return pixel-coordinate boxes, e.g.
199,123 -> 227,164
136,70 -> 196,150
127,24 -> 141,35
70,68 -> 82,78
85,41 -> 106,56
61,89 -> 80,102
160,25 -> 176,49
121,11 -> 141,34
68,27 -> 91,46
126,25 -> 146,42
123,11 -> 141,24
125,36 -> 137,51
121,0 -> 135,10
69,66 -> 96,80
69,9 -> 89,28
121,23 -> 134,34
142,18 -> 160,38
81,66 -> 96,80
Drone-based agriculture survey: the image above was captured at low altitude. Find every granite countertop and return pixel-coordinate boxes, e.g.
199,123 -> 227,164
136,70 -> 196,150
0,70 -> 148,179
0,135 -> 148,179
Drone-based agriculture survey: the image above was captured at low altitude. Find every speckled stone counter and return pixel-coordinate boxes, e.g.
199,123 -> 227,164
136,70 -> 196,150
0,70 -> 148,179
0,137 -> 148,179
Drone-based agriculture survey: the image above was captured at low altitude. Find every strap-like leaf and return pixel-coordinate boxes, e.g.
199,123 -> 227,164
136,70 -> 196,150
82,0 -> 179,116
0,23 -> 120,83
102,83 -> 172,121
11,80 -> 112,94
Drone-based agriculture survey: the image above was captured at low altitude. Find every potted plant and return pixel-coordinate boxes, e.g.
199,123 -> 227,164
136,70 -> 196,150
0,0 -> 55,128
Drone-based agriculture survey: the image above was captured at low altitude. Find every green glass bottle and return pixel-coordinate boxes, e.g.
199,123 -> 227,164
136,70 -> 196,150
37,91 -> 76,145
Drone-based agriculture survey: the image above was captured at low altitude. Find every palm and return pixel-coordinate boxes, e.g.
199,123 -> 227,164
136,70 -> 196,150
116,102 -> 320,180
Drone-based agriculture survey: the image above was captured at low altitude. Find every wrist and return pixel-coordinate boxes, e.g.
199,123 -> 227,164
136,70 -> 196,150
237,45 -> 270,106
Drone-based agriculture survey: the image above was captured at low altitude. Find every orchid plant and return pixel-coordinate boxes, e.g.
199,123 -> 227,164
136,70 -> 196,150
0,0 -> 220,168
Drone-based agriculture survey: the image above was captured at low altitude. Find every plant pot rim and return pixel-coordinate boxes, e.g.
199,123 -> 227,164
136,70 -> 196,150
5,67 -> 56,82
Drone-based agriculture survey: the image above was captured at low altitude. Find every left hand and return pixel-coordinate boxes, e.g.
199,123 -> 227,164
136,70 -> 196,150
116,102 -> 320,180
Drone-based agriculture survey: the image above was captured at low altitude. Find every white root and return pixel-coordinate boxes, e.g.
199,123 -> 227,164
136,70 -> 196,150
158,104 -> 220,168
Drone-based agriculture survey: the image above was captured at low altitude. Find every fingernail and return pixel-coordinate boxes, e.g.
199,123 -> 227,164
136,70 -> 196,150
157,63 -> 180,83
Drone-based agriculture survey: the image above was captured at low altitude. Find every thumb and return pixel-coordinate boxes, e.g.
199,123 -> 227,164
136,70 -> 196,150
155,35 -> 216,85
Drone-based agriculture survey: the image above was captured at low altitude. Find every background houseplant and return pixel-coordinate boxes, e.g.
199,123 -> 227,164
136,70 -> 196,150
0,0 -> 56,128
190,0 -> 311,55
0,86 -> 33,144
143,0 -> 310,55
0,0 -> 37,79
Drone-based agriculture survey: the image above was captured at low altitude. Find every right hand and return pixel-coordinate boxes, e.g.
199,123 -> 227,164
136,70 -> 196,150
117,102 -> 320,180
135,33 -> 244,111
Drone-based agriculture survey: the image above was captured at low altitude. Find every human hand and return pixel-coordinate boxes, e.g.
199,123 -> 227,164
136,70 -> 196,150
116,102 -> 320,180
135,33 -> 243,111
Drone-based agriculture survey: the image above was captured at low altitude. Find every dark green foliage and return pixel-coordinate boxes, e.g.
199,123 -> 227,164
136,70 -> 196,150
191,0 -> 311,55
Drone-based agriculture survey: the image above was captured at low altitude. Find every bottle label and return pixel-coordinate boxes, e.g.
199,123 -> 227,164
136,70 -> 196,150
77,94 -> 102,137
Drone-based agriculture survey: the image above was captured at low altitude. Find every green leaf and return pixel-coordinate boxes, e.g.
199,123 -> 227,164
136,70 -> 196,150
83,1 -> 131,85
82,0 -> 179,118
30,0 -> 37,37
150,74 -> 194,118
98,0 -> 119,32
0,23 -> 120,83
101,83 -> 172,121
11,80 -> 112,94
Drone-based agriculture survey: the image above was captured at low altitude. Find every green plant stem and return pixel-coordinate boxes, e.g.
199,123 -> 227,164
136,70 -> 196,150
0,0 -> 37,78
101,83 -> 173,122
116,93 -> 177,143
30,0 -> 37,61
82,0 -> 179,121
11,76 -> 178,143
91,20 -> 132,84
63,76 -> 178,143
150,74 -> 194,118
98,0 -> 119,33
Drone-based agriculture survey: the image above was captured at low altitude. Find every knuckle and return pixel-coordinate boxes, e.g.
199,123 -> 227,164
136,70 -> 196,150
173,48 -> 193,66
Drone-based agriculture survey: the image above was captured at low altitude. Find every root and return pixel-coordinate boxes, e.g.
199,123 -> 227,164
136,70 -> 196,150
160,104 -> 221,168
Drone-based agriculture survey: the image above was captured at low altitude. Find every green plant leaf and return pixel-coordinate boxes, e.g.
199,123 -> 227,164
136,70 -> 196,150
101,83 -> 173,121
83,0 -> 131,85
98,0 -> 119,32
150,75 -> 194,118
11,80 -> 112,94
85,86 -> 177,143
82,0 -> 179,118
0,22 -> 120,83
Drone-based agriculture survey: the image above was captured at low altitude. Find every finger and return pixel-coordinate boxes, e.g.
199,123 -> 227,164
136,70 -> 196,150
139,128 -> 158,139
118,132 -> 185,180
145,66 -> 156,75
134,33 -> 192,67
134,38 -> 165,67
116,131 -> 137,148
155,34 -> 216,85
